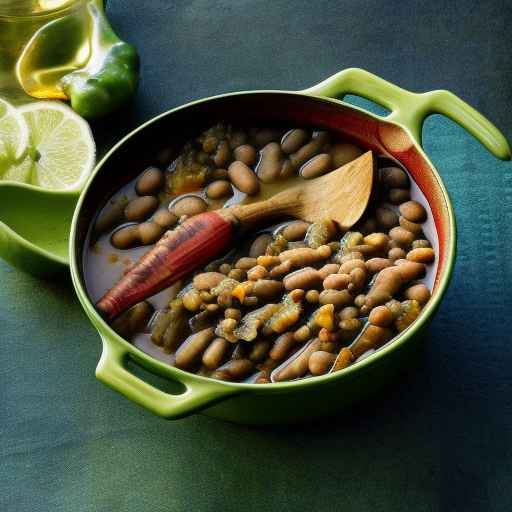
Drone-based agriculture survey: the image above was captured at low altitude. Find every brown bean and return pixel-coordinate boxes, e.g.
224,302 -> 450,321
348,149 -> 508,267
289,131 -> 330,168
249,340 -> 272,362
249,234 -> 273,257
206,180 -> 232,200
246,265 -> 269,281
330,143 -> 363,168
407,247 -> 435,263
172,196 -> 207,217
235,257 -> 258,270
213,140 -> 231,168
305,289 -> 320,303
319,289 -> 353,309
388,188 -> 411,204
95,197 -> 128,234
124,196 -> 159,222
193,272 -> 225,290
211,168 -> 229,180
363,232 -> 389,251
399,216 -> 423,235
354,294 -> 366,308
358,217 -> 378,236
323,273 -> 351,290
399,200 -> 427,223
224,308 -> 242,320
212,358 -> 254,381
111,225 -> 140,249
256,142 -> 284,183
218,263 -> 231,275
228,268 -> 246,281
348,267 -> 367,293
250,128 -> 282,147
318,263 -> 340,280
229,129 -> 248,149
376,207 -> 399,230
332,347 -> 354,372
404,283 -> 431,305
202,135 -> 218,153
300,153 -> 332,179
388,247 -> 406,261
412,239 -> 432,249
135,167 -> 165,196
368,305 -> 393,327
269,332 -> 296,361
339,306 -> 359,320
339,259 -> 366,275
228,161 -> 260,195
350,324 -> 393,358
272,338 -> 320,381
289,289 -> 305,303
394,259 -> 426,281
153,209 -> 178,228
365,257 -> 392,274
233,144 -> 257,166
281,128 -> 309,154
175,328 -> 215,369
284,267 -> 322,290
252,280 -> 284,300
380,166 -> 409,188
202,337 -> 230,369
111,301 -> 153,339
308,351 -> 336,376
281,221 -> 310,241
389,226 -> 415,248
138,222 -> 164,244
182,289 -> 203,312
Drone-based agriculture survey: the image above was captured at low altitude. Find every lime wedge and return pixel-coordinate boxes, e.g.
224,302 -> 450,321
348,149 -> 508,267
18,101 -> 95,191
0,97 -> 30,164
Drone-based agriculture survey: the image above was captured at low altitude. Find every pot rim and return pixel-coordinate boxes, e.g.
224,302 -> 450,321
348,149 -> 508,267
69,88 -> 456,393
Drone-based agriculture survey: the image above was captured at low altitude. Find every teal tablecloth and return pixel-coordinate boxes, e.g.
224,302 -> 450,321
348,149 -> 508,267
1,1 -> 511,510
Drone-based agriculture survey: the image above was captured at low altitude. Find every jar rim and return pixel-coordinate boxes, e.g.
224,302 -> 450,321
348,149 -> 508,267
0,0 -> 85,20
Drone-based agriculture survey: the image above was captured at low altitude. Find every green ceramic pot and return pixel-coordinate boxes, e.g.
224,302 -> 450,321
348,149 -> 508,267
69,68 -> 510,424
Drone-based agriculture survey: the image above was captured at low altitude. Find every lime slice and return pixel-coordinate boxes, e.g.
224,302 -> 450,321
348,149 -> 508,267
18,101 -> 95,190
1,155 -> 35,183
0,97 -> 30,163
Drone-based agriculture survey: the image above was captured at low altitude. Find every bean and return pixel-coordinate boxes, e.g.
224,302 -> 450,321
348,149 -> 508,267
206,180 -> 232,200
365,257 -> 392,274
251,128 -> 282,147
364,232 -> 389,251
235,257 -> 258,270
376,207 -> 399,230
124,196 -> 159,222
182,289 -> 203,312
348,267 -> 367,293
281,128 -> 309,154
153,209 -> 178,228
219,263 -> 232,275
290,131 -> 330,168
233,144 -> 257,166
135,167 -> 165,196
229,129 -> 248,149
211,168 -> 229,180
339,306 -> 359,321
95,197 -> 128,234
354,294 -> 366,308
407,247 -> 435,263
252,280 -> 284,300
318,263 -> 340,280
305,289 -> 320,303
217,291 -> 232,308
225,308 -> 242,321
173,196 -> 207,217
249,340 -> 272,362
139,222 -> 164,244
339,259 -> 366,275
202,135 -> 218,153
380,166 -> 409,188
319,289 -> 353,309
332,347 -> 354,372
212,358 -> 254,381
249,234 -> 273,258
308,351 -> 336,376
247,265 -> 268,281
394,259 -> 426,280
294,325 -> 312,342
228,161 -> 260,195
175,328 -> 215,369
200,290 -> 214,302
202,337 -> 230,369
350,324 -> 393,359
368,305 -> 393,327
228,268 -> 246,281
412,239 -> 432,249
284,267 -> 322,290
323,273 -> 351,290
399,200 -> 427,223
256,142 -> 284,183
358,217 -> 378,236
388,247 -> 406,261
388,188 -> 410,204
330,143 -> 363,168
404,283 -> 431,305
399,216 -> 423,235
111,301 -> 153,339
389,226 -> 415,248
243,296 -> 259,307
257,255 -> 280,268
193,272 -> 225,290
269,332 -> 296,361
213,140 -> 231,168
281,221 -> 310,241
111,225 -> 140,249
339,251 -> 364,264
272,338 -> 321,382
289,288 -> 305,303
300,153 -> 332,179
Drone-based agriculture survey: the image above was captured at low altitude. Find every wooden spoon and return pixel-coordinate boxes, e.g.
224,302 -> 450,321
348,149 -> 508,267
97,151 -> 375,320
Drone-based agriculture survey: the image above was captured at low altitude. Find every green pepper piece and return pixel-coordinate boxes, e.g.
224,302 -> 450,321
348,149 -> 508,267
59,0 -> 139,118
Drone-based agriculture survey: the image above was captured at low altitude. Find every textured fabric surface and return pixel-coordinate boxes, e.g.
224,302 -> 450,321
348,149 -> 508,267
1,1 -> 511,511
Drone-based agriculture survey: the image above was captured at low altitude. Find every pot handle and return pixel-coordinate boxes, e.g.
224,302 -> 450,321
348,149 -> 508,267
96,335 -> 240,419
303,67 -> 511,160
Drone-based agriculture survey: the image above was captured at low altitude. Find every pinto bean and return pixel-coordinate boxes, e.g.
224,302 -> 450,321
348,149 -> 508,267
153,209 -> 178,228
363,232 -> 389,251
412,239 -> 432,249
202,337 -> 230,369
124,196 -> 159,222
138,222 -> 164,244
339,306 -> 359,320
300,153 -> 332,179
388,188 -> 411,204
407,247 -> 435,263
249,234 -> 273,257
206,180 -> 232,199
380,166 -> 409,188
365,257 -> 392,274
318,263 -> 340,280
281,221 -> 310,241
389,226 -> 415,248
269,332 -> 296,361
404,283 -> 431,305
212,359 -> 254,381
252,280 -> 284,300
233,144 -> 257,166
281,128 -> 309,154
224,308 -> 242,320
249,340 -> 272,362
305,289 -> 320,303
323,273 -> 351,290
111,225 -> 140,249
308,351 -> 336,376
339,259 -> 366,275
213,140 -> 231,168
272,338 -> 320,382
283,267 -> 322,290
193,272 -> 226,290
330,143 -> 363,167
368,305 -> 393,327
135,167 -> 165,196
246,265 -> 268,281
256,142 -> 284,183
228,161 -> 260,195
172,196 -> 207,217
111,302 -> 153,339
319,289 -> 353,309
289,131 -> 330,168
175,328 -> 215,369
376,207 -> 399,230
229,129 -> 248,149
399,200 -> 427,223
388,247 -> 406,261
250,128 -> 282,147
235,257 -> 258,270
350,324 -> 393,358
331,347 -> 354,372
182,289 -> 203,312
399,216 -> 423,235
